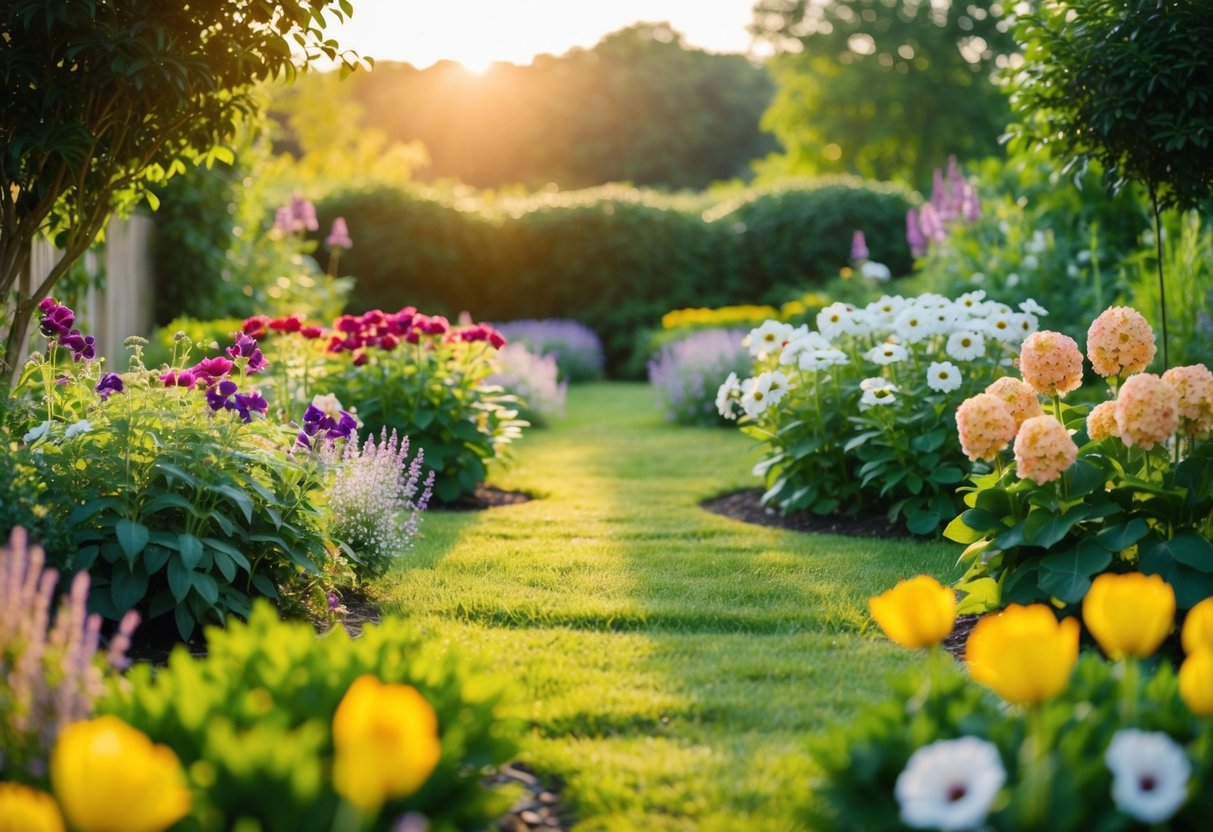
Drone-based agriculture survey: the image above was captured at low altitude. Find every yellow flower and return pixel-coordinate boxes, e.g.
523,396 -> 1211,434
966,605 -> 1079,705
1083,572 -> 1175,659
1180,649 -> 1213,717
331,675 -> 442,810
869,575 -> 956,649
51,716 -> 190,832
0,783 -> 65,832
1182,597 -> 1213,654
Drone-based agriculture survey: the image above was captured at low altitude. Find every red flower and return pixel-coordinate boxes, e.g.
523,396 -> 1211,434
269,315 -> 302,333
405,329 -> 421,345
300,325 -> 324,339
242,315 -> 270,338
422,315 -> 449,336
334,315 -> 360,334
327,335 -> 346,353
378,334 -> 400,351
352,350 -> 368,367
488,329 -> 507,349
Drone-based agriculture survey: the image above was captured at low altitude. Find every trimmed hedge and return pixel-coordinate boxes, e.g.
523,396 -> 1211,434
316,178 -> 914,375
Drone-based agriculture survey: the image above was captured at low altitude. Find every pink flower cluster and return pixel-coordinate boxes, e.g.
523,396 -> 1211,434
984,377 -> 1043,429
325,307 -> 506,365
1086,401 -> 1120,442
1018,331 -> 1084,397
1014,415 -> 1078,484
956,392 -> 1018,462
1115,373 -> 1179,449
1087,306 -> 1157,378
242,314 -> 325,341
1162,364 -> 1213,438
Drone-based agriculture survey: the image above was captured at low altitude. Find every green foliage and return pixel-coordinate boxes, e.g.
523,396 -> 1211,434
317,177 -> 913,375
101,602 -> 519,832
724,293 -> 1033,534
0,0 -> 363,377
1008,0 -> 1213,211
808,652 -> 1213,831
323,22 -> 775,190
751,0 -> 1016,186
144,318 -> 248,371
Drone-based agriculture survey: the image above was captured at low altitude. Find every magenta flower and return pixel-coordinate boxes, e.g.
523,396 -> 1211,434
39,302 -> 75,339
906,209 -> 926,257
325,217 -> 353,250
190,356 -> 234,386
160,369 -> 197,388
291,194 -> 319,233
851,230 -> 870,263
225,333 -> 268,373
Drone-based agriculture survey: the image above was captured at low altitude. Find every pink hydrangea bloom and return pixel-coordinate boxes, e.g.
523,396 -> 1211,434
1014,415 -> 1078,484
984,377 -> 1044,429
956,393 -> 1018,462
1161,364 -> 1213,438
1018,331 -> 1084,397
1086,400 -> 1121,442
1115,373 -> 1179,449
1087,307 -> 1157,378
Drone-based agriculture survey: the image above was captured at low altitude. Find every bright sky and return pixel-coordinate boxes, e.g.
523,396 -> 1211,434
327,0 -> 762,71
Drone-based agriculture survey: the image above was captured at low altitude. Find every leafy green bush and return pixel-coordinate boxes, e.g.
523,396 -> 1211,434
316,178 -> 913,375
720,292 -> 1036,534
101,602 -> 520,832
948,307 -> 1213,614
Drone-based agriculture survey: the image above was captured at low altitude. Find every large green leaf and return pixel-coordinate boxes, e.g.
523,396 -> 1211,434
1022,505 -> 1093,550
1038,541 -> 1113,604
1145,533 -> 1213,574
115,519 -> 150,563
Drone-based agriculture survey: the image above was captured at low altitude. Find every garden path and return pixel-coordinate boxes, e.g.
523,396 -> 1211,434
375,382 -> 960,830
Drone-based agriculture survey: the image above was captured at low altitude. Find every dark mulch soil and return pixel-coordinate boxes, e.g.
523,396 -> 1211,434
943,613 -> 980,662
438,484 -> 535,511
489,762 -> 573,831
702,487 -> 911,540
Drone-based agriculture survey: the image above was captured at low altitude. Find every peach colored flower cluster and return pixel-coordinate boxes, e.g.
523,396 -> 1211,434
1014,415 -> 1079,484
1018,331 -> 1084,396
1087,306 -> 1157,378
1162,364 -> 1213,438
1086,401 -> 1120,442
984,377 -> 1043,428
1115,373 -> 1179,449
957,393 -> 1018,462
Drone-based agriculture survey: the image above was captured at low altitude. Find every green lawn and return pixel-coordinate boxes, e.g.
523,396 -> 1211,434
374,383 -> 961,830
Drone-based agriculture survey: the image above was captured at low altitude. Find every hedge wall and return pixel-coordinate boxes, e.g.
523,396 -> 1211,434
316,178 -> 914,375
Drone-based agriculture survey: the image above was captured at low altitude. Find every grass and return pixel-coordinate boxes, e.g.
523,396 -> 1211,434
373,382 -> 961,830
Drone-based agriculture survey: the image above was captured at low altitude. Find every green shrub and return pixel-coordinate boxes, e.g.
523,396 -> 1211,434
101,602 -> 520,832
144,317 -> 247,370
315,178 -> 913,376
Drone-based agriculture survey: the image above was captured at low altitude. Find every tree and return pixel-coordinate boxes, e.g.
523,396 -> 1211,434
1007,0 -> 1213,367
751,0 -> 1017,186
0,0 -> 363,379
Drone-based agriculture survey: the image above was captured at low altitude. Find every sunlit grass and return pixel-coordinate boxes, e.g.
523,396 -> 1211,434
374,383 -> 960,828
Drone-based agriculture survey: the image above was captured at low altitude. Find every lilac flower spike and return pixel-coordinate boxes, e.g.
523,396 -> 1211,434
326,217 -> 353,250
95,373 -> 124,401
851,230 -> 870,263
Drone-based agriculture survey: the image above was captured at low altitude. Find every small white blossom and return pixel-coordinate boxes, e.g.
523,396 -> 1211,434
859,261 -> 892,282
927,361 -> 963,393
1010,312 -> 1038,341
1106,730 -> 1191,825
956,290 -> 987,312
946,330 -> 986,361
779,332 -> 831,366
985,313 -> 1019,343
1019,298 -> 1048,317
816,302 -> 860,340
859,378 -> 898,409
64,419 -> 92,439
715,372 -> 741,420
895,737 -> 1006,832
865,342 -> 909,366
23,420 -> 51,444
740,372 -> 788,419
744,320 -> 796,359
894,307 -> 932,344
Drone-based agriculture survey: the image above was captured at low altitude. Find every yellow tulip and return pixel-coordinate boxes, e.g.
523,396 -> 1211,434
0,783 -> 65,832
331,675 -> 442,810
1082,572 -> 1175,659
868,575 -> 957,649
50,716 -> 190,832
966,604 -> 1080,705
1180,649 -> 1213,717
1182,597 -> 1213,654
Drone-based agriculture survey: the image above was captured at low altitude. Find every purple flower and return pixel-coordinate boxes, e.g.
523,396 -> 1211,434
95,373 -> 124,401
851,230 -> 869,263
206,379 -> 266,422
291,194 -> 319,232
37,296 -> 58,313
225,333 -> 268,373
327,592 -> 340,612
906,209 -> 926,257
59,330 -> 96,361
295,401 -> 358,448
233,391 -> 268,422
190,356 -> 234,387
39,304 -> 75,339
325,217 -> 353,250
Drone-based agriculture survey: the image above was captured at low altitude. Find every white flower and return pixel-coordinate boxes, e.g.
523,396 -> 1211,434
860,261 -> 892,282
779,332 -> 831,366
1105,729 -> 1191,825
798,348 -> 847,371
865,342 -> 909,365
946,330 -> 985,361
816,302 -> 860,340
956,290 -> 987,311
1021,254 -> 1039,270
23,420 -> 51,444
1010,312 -> 1038,341
859,378 -> 899,409
715,372 -> 741,419
893,307 -> 932,344
985,313 -> 1019,343
1019,298 -> 1048,317
744,320 -> 796,359
64,419 -> 92,439
866,294 -> 908,324
739,371 -> 789,419
927,361 -> 962,393
1025,229 -> 1048,255
895,737 -> 1006,832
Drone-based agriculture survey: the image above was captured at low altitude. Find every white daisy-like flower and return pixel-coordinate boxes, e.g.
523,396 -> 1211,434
812,348 -> 848,368
779,332 -> 831,366
946,330 -> 985,361
1105,729 -> 1191,825
865,342 -> 910,365
744,320 -> 796,359
929,306 -> 959,335
859,378 -> 899,409
894,737 -> 1007,832
715,372 -> 741,419
1010,312 -> 1038,341
64,419 -> 92,439
1019,298 -> 1048,317
765,371 -> 790,404
860,261 -> 892,282
927,361 -> 962,393
816,302 -> 860,340
956,290 -> 987,311
985,313 -> 1019,343
739,371 -> 789,419
866,294 -> 908,323
893,307 -> 932,344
